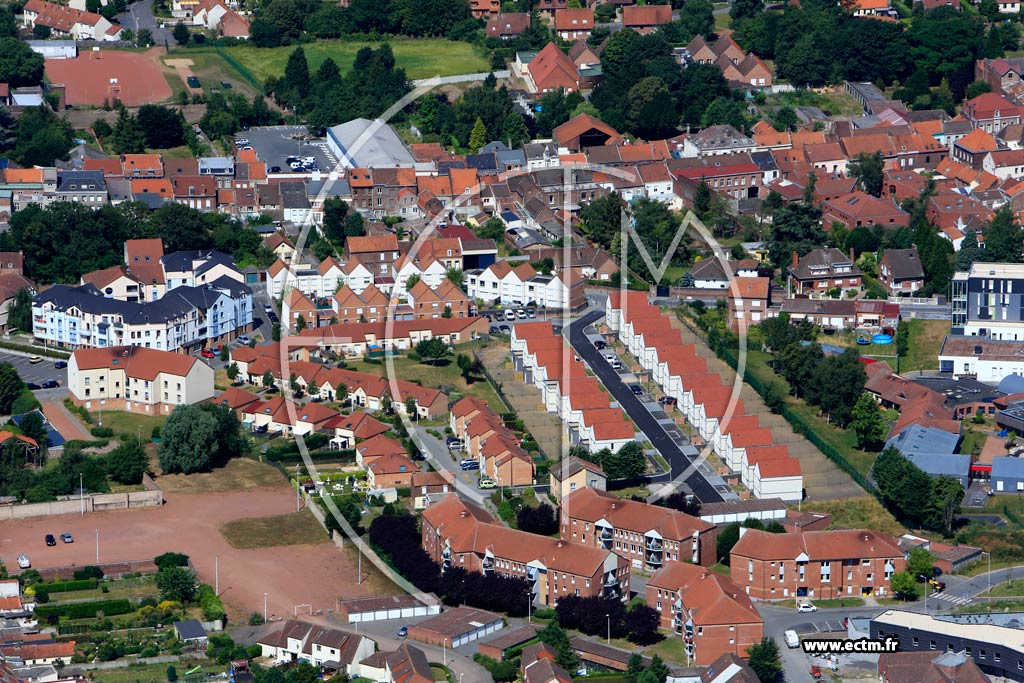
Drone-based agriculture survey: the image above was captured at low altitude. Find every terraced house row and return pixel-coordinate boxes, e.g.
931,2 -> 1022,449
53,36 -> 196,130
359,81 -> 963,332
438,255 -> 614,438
510,321 -> 636,453
604,292 -> 803,502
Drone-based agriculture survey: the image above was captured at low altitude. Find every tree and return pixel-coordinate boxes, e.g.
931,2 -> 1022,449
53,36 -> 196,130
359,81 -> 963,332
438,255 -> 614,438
457,353 -> 473,382
8,288 -> 31,333
0,363 -> 24,414
625,77 -> 676,139
775,342 -> 823,399
770,106 -> 798,132
873,446 -> 934,526
0,38 -> 45,88
468,116 -> 488,151
167,666 -> 178,683
110,108 -> 146,155
415,338 -> 449,366
925,475 -> 964,536
731,0 -> 763,21
850,393 -> 888,450
106,440 -> 148,485
907,547 -> 935,578
405,273 -> 422,292
624,604 -> 661,645
603,441 -> 646,479
645,655 -> 669,683
517,502 -> 559,535
677,0 -> 714,37
982,206 -> 1022,263
890,571 -> 920,600
501,112 -> 530,148
156,566 -> 197,602
746,638 -> 782,683
172,21 -> 191,45
154,552 -> 190,571
694,181 -> 712,217
262,370 -> 275,389
716,522 -> 740,564
14,105 -> 74,167
809,347 -> 866,426
157,404 -> 220,475
281,47 -> 311,109
295,313 -> 307,332
136,28 -> 153,46
137,104 -> 186,150
19,411 -> 46,455
849,151 -> 885,197
537,620 -> 580,672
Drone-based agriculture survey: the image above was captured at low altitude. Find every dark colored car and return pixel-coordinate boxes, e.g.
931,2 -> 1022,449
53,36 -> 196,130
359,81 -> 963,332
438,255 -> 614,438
659,396 -> 677,405
45,534 -> 56,547
270,166 -> 282,173
187,76 -> 201,88
41,379 -> 59,389
268,312 -> 280,323
54,360 -> 67,369
630,384 -> 643,395
594,340 -> 607,350
25,382 -> 40,390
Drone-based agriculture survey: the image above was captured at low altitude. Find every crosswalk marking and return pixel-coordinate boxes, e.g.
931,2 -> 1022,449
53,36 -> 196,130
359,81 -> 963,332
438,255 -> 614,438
931,591 -> 971,605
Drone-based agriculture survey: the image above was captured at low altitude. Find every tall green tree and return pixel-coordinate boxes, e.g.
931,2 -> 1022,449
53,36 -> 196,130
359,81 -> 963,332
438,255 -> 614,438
0,38 -> 44,87
537,620 -> 579,672
157,404 -> 220,475
0,363 -> 24,414
981,206 -> 1023,263
106,440 -> 149,485
501,112 -> 530,148
849,152 -> 885,197
282,47 -> 311,109
8,288 -> 31,333
172,21 -> 190,45
850,393 -> 887,450
110,108 -> 146,155
468,116 -> 488,151
13,106 -> 74,167
746,638 -> 782,683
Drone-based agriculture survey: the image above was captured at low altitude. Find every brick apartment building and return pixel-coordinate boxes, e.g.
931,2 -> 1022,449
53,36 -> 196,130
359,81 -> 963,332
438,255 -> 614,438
730,529 -> 905,600
559,487 -> 718,570
421,495 -> 629,607
646,563 -> 763,666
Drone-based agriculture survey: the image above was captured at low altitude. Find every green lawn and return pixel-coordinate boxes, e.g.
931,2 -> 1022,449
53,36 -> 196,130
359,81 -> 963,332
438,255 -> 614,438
221,39 -> 490,84
810,597 -> 865,608
48,576 -> 159,603
989,579 -> 1024,597
901,318 -> 946,373
91,411 -> 166,441
769,88 -> 863,118
795,497 -> 904,537
219,509 -> 328,549
84,660 -> 220,683
714,11 -> 731,32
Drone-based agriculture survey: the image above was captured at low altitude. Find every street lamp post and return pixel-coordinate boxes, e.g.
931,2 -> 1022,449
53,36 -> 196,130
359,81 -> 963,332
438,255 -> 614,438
982,551 -> 992,597
79,473 -> 84,516
264,592 -> 268,623
606,613 -> 610,645
215,555 -> 219,595
95,529 -> 99,563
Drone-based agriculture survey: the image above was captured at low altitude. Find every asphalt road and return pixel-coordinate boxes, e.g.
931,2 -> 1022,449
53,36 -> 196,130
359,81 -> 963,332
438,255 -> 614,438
115,0 -> 172,45
410,426 -> 487,506
566,309 -> 725,504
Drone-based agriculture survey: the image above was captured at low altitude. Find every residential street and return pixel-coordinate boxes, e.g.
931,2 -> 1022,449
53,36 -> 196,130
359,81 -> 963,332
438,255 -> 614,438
114,0 -> 173,45
410,426 -> 487,506
566,308 -> 727,503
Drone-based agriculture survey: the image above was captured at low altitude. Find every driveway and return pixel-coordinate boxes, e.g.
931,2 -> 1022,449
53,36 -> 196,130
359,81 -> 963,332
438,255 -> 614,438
567,309 -> 727,504
409,426 -> 487,506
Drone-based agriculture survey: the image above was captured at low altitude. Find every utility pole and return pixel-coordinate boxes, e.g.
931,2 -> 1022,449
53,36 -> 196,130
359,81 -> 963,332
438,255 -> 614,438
264,592 -> 268,623
215,555 -> 219,595
95,529 -> 99,563
79,473 -> 84,515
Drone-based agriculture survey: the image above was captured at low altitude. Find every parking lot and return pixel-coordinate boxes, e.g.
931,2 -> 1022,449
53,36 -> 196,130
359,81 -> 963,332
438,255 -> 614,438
0,351 -> 68,388
241,126 -> 338,175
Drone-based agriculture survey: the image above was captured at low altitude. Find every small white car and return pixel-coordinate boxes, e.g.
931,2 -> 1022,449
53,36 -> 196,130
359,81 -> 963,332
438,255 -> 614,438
503,309 -> 516,321
16,554 -> 30,569
797,603 -> 817,613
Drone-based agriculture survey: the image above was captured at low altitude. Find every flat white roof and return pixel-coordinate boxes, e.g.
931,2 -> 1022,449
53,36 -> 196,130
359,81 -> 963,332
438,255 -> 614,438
873,610 -> 1024,653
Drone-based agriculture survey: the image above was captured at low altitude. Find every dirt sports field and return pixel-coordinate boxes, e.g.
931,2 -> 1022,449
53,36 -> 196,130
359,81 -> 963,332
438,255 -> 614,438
44,49 -> 171,107
0,483 -> 368,619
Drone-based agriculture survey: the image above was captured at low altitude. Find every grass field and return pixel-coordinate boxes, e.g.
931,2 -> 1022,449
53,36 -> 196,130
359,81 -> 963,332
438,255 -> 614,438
92,411 -> 166,441
220,508 -> 328,549
902,318 -> 946,372
49,576 -> 159,603
797,497 -> 904,537
157,457 -> 285,493
220,40 -> 490,84
989,578 -> 1024,597
770,88 -> 863,118
810,597 -> 866,608
91,659 -> 219,683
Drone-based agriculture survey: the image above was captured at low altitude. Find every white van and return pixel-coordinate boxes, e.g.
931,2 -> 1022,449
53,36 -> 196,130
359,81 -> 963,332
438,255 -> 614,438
784,630 -> 800,649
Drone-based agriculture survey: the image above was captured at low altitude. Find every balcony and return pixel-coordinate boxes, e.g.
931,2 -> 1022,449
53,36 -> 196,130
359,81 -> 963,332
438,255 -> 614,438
603,573 -> 619,588
482,557 -> 494,571
646,554 -> 663,567
645,540 -> 662,551
599,527 -> 613,540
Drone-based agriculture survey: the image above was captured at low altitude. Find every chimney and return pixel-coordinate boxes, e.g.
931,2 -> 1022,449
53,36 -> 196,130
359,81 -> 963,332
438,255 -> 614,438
849,247 -> 855,262
460,511 -> 468,518
791,251 -> 798,269
701,572 -> 709,580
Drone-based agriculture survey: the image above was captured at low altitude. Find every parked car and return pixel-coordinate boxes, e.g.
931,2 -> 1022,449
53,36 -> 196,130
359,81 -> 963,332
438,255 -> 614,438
629,384 -> 643,396
784,630 -> 800,648
594,340 -> 607,350
797,603 -> 817,613
499,325 -> 511,334
516,309 -> 528,319
503,309 -> 516,321
201,349 -> 216,358
28,355 -> 42,364
460,459 -> 480,471
45,534 -> 56,547
54,360 -> 67,369
445,437 -> 461,445
396,626 -> 408,638
236,137 -> 249,146
236,335 -> 251,345
526,308 -> 536,318
16,555 -> 29,569
659,396 -> 677,405
478,477 -> 496,489
268,312 -> 279,323
610,360 -> 622,370
60,533 -> 73,543
489,326 -> 500,335
25,382 -> 40,390
447,441 -> 464,451
41,379 -> 59,389
931,566 -> 943,578
603,352 -> 617,363
269,166 -> 282,174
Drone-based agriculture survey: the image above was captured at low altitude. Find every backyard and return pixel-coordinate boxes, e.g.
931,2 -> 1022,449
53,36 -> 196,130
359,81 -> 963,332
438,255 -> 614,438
155,457 -> 286,494
219,39 -> 491,84
796,497 -> 904,537
900,318 -> 946,373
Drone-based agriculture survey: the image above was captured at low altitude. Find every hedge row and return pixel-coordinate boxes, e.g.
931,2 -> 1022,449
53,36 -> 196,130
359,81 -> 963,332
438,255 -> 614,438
35,598 -> 132,619
40,578 -> 98,593
0,341 -> 70,359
